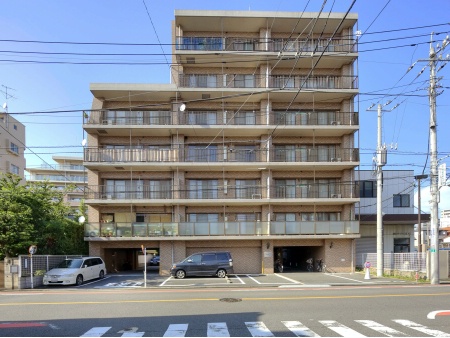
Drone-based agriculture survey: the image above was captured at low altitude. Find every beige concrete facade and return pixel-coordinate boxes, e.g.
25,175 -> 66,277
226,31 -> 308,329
83,10 -> 360,275
0,112 -> 26,179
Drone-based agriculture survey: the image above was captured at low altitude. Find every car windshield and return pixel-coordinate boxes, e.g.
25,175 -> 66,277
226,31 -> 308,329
56,259 -> 83,269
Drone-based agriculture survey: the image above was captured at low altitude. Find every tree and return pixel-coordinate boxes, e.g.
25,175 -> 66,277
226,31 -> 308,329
0,173 -> 87,259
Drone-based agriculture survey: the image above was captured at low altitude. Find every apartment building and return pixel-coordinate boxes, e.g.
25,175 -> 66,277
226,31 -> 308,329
83,10 -> 360,275
0,112 -> 26,179
356,170 -> 431,266
25,156 -> 87,217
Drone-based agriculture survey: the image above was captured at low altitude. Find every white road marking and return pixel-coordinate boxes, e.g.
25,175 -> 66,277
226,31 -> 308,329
319,320 -> 366,337
245,321 -> 275,337
323,274 -> 368,283
80,327 -> 111,337
282,320 -> 320,337
163,323 -> 188,337
355,320 -> 407,336
393,319 -> 450,337
207,322 -> 230,337
275,274 -> 302,284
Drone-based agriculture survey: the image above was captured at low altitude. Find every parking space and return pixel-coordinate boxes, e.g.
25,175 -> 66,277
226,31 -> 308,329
38,270 -> 409,290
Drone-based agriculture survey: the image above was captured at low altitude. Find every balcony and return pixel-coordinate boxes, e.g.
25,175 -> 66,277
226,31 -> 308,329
83,147 -> 359,164
178,74 -> 358,90
84,182 -> 360,204
84,220 -> 360,238
175,36 -> 357,53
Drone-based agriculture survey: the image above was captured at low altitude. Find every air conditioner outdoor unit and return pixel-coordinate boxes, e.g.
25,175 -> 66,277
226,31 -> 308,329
331,121 -> 341,125
252,194 -> 262,199
331,194 -> 342,198
331,157 -> 342,162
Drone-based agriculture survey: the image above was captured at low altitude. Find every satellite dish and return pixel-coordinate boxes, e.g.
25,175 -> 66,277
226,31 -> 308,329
2,102 -> 7,110
81,139 -> 87,146
179,103 -> 186,112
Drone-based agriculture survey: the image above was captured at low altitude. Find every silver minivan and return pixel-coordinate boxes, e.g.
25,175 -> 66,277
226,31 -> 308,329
43,257 -> 106,286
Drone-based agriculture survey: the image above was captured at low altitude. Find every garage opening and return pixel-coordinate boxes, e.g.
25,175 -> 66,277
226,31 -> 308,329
104,247 -> 159,273
274,246 -> 323,272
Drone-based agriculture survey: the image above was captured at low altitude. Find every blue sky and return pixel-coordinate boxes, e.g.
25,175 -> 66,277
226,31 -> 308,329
1,0 -> 450,212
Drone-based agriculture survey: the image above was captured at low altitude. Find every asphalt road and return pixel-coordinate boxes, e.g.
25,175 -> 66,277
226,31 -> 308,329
1,282 -> 450,337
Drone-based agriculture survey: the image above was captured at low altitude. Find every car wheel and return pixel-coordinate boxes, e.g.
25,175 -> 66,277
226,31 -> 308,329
175,270 -> 186,279
99,270 -> 105,279
75,275 -> 83,286
217,269 -> 227,278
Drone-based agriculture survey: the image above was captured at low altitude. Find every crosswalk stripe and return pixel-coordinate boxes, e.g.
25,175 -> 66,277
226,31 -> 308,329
163,324 -> 189,337
319,320 -> 366,337
80,327 -> 111,337
393,319 -> 450,337
121,331 -> 144,337
282,321 -> 320,337
355,320 -> 407,337
245,321 -> 275,337
207,322 -> 230,337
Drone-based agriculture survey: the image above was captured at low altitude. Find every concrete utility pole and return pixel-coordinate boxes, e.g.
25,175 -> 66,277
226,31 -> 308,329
428,36 -> 440,285
367,103 -> 392,277
412,33 -> 450,284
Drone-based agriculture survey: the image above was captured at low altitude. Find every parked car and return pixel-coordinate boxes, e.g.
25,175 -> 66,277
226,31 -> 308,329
170,251 -> 233,279
43,257 -> 106,286
149,255 -> 160,266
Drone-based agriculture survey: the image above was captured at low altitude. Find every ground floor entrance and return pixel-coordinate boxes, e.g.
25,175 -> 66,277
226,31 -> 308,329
88,237 -> 355,275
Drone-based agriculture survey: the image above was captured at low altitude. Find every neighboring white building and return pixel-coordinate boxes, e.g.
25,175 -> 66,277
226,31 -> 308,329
25,156 -> 87,217
355,170 -> 430,266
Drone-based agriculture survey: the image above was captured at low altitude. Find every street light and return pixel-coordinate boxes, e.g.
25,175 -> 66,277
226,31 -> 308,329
414,174 -> 428,253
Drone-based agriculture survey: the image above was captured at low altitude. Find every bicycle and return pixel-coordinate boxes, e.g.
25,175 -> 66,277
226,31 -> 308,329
306,258 -> 313,272
317,259 -> 326,272
275,259 -> 283,273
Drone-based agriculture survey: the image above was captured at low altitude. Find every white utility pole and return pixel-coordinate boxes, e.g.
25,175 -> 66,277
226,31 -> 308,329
367,103 -> 391,277
428,37 -> 439,285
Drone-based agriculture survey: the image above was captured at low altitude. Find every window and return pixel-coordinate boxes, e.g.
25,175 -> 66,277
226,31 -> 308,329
359,180 -> 376,198
188,180 -> 218,199
10,142 -> 19,154
10,164 -> 19,175
393,194 -> 410,207
187,145 -> 217,162
233,74 -> 255,88
14,124 -> 17,130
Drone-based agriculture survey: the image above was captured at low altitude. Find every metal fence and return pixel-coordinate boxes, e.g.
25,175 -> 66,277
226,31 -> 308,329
359,253 -> 427,273
18,254 -> 84,278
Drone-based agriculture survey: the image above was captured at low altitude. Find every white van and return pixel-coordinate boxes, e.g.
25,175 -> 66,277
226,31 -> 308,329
43,257 -> 106,286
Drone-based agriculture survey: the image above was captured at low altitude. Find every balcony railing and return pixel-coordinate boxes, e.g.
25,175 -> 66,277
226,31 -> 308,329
178,74 -> 358,90
85,220 -> 360,238
175,36 -> 357,53
84,182 -> 360,200
85,110 -> 359,127
83,147 -> 359,163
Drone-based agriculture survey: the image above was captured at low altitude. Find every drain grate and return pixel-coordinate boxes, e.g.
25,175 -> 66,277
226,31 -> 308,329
219,298 -> 242,303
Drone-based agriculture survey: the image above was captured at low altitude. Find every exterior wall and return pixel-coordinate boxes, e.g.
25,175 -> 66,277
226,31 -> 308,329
0,113 -> 26,179
84,10 -> 359,275
358,170 -> 414,215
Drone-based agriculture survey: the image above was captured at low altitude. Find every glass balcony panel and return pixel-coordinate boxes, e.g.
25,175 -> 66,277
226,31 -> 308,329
240,222 -> 256,235
286,222 -> 301,234
270,222 -> 286,235
116,223 -> 132,237
85,223 -> 100,237
132,223 -> 148,237
194,222 -> 210,235
225,222 -> 240,235
300,222 -> 315,234
147,223 -> 162,236
179,222 -> 195,236
330,221 -> 345,234
100,223 -> 116,237
209,222 -> 225,235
